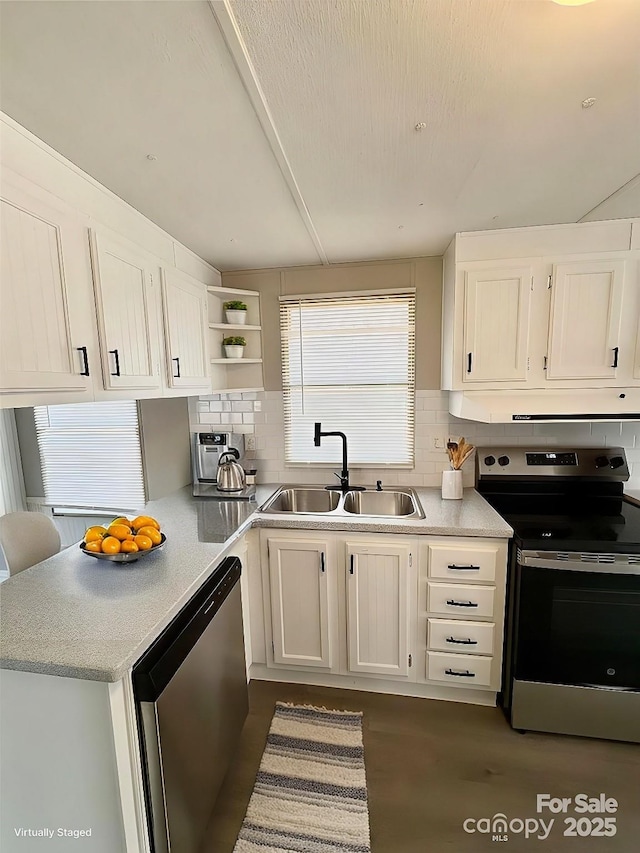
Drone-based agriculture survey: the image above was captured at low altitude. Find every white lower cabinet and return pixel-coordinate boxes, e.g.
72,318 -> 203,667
346,542 -> 412,678
427,618 -> 495,656
266,536 -> 332,668
258,529 -> 508,703
426,651 -> 493,688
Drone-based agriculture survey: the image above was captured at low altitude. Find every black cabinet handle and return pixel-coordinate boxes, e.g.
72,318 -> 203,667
445,668 -> 475,677
446,637 -> 478,645
349,554 -> 354,575
172,356 -> 181,378
76,346 -> 90,377
611,347 -> 619,369
446,599 -> 478,607
109,349 -> 120,376
467,352 -> 473,373
447,564 -> 480,571
320,552 -> 325,573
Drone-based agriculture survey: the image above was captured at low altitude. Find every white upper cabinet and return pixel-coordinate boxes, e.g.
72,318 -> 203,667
0,176 -> 96,399
546,260 -> 625,381
161,268 -> 209,391
90,230 -> 162,391
267,537 -> 332,669
463,266 -> 532,384
346,542 -> 411,678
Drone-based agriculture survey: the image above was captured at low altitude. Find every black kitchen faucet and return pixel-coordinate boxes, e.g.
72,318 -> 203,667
313,422 -> 365,493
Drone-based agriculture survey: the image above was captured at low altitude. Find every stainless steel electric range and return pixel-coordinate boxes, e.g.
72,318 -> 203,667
476,446 -> 640,744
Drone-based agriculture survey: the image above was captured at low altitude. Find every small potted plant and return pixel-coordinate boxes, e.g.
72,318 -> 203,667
223,336 -> 246,358
223,300 -> 248,325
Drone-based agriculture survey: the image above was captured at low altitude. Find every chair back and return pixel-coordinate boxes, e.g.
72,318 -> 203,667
0,511 -> 61,576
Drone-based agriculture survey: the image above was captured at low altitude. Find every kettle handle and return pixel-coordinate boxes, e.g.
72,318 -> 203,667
219,449 -> 240,462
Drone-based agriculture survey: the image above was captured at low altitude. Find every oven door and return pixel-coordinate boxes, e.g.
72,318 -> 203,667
515,553 -> 640,690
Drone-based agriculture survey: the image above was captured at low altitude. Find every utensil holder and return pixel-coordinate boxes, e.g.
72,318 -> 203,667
442,469 -> 463,500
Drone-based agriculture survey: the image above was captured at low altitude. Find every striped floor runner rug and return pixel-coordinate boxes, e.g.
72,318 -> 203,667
233,702 -> 371,853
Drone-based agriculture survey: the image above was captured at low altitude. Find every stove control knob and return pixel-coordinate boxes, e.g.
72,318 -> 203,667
498,455 -> 510,467
609,456 -> 625,469
595,455 -> 610,469
484,455 -> 496,466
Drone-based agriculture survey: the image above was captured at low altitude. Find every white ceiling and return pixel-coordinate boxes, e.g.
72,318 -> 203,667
1,0 -> 639,270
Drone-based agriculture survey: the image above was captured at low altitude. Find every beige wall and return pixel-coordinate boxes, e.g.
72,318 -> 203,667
138,397 -> 191,500
222,257 -> 443,391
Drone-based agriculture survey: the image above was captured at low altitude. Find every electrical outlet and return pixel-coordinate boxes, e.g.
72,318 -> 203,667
434,437 -> 446,449
245,435 -> 256,451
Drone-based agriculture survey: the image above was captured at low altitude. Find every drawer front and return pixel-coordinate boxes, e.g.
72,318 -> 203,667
429,543 -> 497,582
428,618 -> 495,655
427,651 -> 493,687
427,582 -> 495,618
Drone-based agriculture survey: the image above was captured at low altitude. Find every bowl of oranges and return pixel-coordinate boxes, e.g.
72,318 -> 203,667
80,515 -> 165,563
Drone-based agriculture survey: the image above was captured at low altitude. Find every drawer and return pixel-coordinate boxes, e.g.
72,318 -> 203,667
428,543 -> 498,582
427,582 -> 495,618
427,651 -> 493,688
427,618 -> 495,655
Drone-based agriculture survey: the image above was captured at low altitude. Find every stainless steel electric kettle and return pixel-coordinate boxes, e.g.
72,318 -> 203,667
216,450 -> 246,492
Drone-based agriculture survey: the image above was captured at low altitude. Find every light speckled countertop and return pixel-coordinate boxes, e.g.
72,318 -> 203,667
0,485 -> 512,683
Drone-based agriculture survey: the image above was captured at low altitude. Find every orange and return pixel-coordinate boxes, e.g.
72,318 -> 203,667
138,526 -> 162,546
134,534 -> 153,551
85,527 -> 107,543
112,517 -> 131,527
124,533 -> 135,541
101,536 -> 121,555
107,523 -> 133,541
120,541 -> 139,554
132,515 -> 160,532
84,540 -> 102,553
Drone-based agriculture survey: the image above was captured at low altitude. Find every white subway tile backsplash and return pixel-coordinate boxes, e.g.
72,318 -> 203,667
194,390 -> 640,489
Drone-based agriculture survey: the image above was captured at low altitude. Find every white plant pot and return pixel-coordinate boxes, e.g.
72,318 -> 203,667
442,469 -> 463,500
224,345 -> 245,359
225,310 -> 247,325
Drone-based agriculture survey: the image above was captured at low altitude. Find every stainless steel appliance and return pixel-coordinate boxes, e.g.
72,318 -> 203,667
133,557 -> 248,853
216,450 -> 246,492
191,432 -> 255,500
477,447 -> 640,743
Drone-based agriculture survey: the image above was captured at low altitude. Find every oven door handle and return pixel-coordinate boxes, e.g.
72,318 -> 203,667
519,551 -> 638,575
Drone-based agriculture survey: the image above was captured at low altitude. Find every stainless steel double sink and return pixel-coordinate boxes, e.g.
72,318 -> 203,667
258,486 -> 424,519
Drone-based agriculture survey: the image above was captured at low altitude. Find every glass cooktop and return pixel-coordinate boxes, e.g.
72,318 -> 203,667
483,494 -> 640,554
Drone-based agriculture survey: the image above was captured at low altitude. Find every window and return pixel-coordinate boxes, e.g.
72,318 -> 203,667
280,290 -> 415,466
34,401 -> 145,512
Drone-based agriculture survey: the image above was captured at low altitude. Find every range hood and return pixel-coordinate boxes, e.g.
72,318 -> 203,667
449,389 -> 640,423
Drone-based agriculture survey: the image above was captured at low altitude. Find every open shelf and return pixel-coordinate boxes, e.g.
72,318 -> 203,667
210,358 -> 263,364
207,285 -> 261,299
207,286 -> 264,393
208,323 -> 262,332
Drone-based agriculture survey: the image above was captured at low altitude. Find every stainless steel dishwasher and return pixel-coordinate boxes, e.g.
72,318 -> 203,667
133,557 -> 248,853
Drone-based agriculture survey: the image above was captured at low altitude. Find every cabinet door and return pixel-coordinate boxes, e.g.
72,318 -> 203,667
90,231 -> 161,391
267,538 -> 331,668
463,267 -> 532,383
0,181 -> 94,396
547,260 -> 625,380
161,268 -> 209,389
346,543 -> 411,677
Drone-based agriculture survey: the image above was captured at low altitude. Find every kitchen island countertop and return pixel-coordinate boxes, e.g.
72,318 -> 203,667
0,485 -> 512,683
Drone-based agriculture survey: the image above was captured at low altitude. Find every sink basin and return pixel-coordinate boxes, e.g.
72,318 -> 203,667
261,487 -> 341,514
343,489 -> 422,518
258,485 -> 424,519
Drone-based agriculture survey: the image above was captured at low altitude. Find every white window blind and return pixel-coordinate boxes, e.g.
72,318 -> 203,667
34,401 -> 146,512
280,291 -> 415,466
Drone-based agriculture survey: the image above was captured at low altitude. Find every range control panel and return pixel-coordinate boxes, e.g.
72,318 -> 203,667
476,447 -> 629,480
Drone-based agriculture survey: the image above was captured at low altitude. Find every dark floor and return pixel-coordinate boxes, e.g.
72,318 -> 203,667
202,681 -> 639,853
